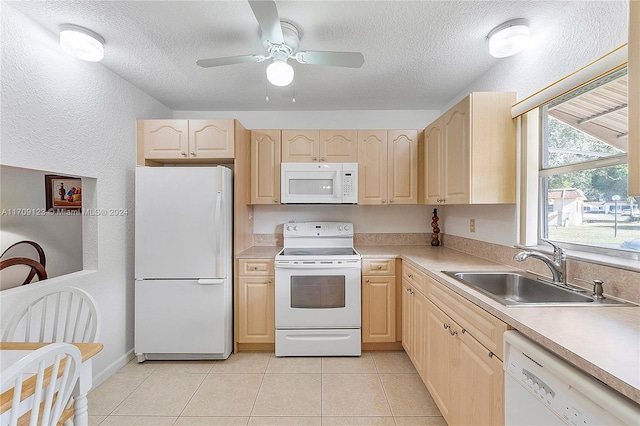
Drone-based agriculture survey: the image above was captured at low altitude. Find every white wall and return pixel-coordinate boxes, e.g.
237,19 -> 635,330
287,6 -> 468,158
440,0 -> 629,246
0,166 -> 84,279
0,5 -> 172,380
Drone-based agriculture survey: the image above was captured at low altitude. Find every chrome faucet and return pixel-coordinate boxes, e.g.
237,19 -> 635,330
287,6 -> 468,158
513,239 -> 567,285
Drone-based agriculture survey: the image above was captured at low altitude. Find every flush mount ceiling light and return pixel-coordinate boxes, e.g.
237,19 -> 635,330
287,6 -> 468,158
266,59 -> 294,86
59,24 -> 105,62
487,19 -> 530,58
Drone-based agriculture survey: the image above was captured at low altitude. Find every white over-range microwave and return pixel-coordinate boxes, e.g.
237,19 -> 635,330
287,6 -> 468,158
281,162 -> 358,204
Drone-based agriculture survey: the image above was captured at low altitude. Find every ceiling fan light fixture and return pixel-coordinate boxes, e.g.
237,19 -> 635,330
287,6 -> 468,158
266,60 -> 294,86
59,24 -> 105,62
487,19 -> 530,58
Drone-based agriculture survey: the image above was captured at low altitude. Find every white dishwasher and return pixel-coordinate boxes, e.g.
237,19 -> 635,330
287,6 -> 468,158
503,331 -> 640,425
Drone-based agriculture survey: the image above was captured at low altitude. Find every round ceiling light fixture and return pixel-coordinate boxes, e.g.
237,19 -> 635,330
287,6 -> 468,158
59,24 -> 105,62
266,60 -> 294,86
487,19 -> 530,58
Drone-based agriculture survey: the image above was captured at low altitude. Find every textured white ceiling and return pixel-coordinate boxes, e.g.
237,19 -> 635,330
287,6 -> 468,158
6,1 -> 629,111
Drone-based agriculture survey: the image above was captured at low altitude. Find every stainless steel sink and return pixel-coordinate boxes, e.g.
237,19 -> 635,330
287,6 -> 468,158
443,271 -> 633,307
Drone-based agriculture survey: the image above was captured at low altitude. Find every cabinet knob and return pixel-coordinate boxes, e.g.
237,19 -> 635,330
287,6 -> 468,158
390,199 -> 394,203
365,279 -> 370,283
377,265 -> 382,269
253,266 -> 258,270
190,151 -> 196,156
408,274 -> 413,278
488,351 -> 495,358
320,157 -> 325,161
382,199 -> 386,203
181,152 -> 187,156
273,199 -> 278,203
268,279 -> 273,283
449,328 -> 457,336
410,289 -> 414,295
313,156 -> 318,161
443,323 -> 450,330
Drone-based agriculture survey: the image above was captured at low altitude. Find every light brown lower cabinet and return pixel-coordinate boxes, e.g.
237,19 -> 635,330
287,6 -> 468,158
401,261 -> 506,426
362,259 -> 396,343
238,259 -> 274,344
425,298 -> 504,426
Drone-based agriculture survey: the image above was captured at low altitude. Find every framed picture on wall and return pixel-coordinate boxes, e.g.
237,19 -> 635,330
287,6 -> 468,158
45,175 -> 82,211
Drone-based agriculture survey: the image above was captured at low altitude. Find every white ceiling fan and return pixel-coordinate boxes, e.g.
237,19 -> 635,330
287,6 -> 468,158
196,0 -> 365,87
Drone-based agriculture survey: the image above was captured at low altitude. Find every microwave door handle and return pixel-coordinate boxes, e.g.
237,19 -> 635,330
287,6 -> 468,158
335,171 -> 342,199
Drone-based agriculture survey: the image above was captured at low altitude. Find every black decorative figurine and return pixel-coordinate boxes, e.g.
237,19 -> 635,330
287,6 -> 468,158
431,208 -> 440,246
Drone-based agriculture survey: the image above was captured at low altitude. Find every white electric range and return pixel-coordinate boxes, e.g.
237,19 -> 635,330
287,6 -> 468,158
274,221 -> 362,356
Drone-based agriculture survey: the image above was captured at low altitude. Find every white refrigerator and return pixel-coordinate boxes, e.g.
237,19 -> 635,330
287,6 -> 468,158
134,166 -> 233,361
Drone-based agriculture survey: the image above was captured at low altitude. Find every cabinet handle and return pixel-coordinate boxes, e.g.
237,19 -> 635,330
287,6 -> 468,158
365,279 -> 370,283
268,279 -> 273,283
407,274 -> 413,278
406,287 -> 411,292
461,328 -> 467,334
273,199 -> 278,203
488,351 -> 495,358
382,199 -> 386,203
377,265 -> 382,269
253,266 -> 258,270
313,156 -> 318,161
449,328 -> 457,336
390,199 -> 394,203
443,323 -> 450,330
190,151 -> 196,156
181,152 -> 187,156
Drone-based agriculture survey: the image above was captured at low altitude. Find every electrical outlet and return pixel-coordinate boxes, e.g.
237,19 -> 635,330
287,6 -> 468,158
470,219 -> 476,233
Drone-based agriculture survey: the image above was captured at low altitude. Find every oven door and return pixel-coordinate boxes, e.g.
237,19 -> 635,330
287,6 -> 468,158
275,261 -> 361,328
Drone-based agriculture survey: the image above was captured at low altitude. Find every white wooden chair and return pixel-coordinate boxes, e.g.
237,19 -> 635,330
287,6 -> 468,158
2,286 -> 101,344
0,342 -> 82,426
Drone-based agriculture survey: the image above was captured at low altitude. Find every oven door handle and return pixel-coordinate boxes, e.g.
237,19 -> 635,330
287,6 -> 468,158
275,262 -> 361,269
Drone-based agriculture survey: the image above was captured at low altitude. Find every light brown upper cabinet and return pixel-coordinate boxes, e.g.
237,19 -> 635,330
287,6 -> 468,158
358,130 -> 418,205
250,130 -> 281,204
281,130 -> 357,162
422,92 -> 516,205
140,119 -> 235,162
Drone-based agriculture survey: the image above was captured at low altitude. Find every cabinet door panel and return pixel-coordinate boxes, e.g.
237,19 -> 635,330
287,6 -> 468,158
320,130 -> 358,162
424,123 -> 444,204
457,332 -> 504,426
251,130 -> 281,204
143,120 -> 189,159
189,119 -> 235,159
238,276 -> 275,343
358,131 -> 388,205
425,299 -> 453,421
388,130 -> 418,204
443,98 -> 470,204
401,281 -> 413,354
412,288 -> 428,378
362,276 -> 396,343
282,130 -> 319,162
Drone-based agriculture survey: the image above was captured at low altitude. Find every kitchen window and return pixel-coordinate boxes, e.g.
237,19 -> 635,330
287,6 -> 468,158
538,66 -> 639,258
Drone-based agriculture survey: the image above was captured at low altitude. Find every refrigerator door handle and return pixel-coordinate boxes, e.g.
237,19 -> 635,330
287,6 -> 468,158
214,189 -> 222,277
197,279 -> 225,285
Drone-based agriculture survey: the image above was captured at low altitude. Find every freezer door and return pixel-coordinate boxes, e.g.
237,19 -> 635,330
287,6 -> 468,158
135,166 -> 232,279
134,279 -> 231,355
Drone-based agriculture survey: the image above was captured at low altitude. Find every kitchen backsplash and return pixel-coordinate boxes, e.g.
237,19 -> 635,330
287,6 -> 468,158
251,232 -> 639,304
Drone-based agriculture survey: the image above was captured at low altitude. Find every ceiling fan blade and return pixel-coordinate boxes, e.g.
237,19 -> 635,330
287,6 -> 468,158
295,51 -> 365,68
248,0 -> 284,45
196,54 -> 266,68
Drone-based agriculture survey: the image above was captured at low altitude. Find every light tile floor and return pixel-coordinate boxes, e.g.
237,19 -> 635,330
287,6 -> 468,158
88,351 -> 445,426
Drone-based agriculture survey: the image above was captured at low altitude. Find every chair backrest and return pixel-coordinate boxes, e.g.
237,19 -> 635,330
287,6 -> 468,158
2,286 -> 101,343
0,342 -> 82,426
0,241 -> 47,290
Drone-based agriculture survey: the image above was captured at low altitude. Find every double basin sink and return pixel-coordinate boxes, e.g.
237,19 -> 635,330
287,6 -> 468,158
443,270 -> 633,307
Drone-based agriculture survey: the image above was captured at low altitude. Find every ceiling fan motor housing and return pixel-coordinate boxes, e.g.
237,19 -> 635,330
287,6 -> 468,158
262,20 -> 300,57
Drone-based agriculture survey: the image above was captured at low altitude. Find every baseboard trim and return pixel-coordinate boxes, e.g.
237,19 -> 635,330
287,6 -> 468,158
92,349 -> 135,388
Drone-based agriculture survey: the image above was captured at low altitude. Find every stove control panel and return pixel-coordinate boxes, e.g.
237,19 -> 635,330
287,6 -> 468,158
284,221 -> 354,237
